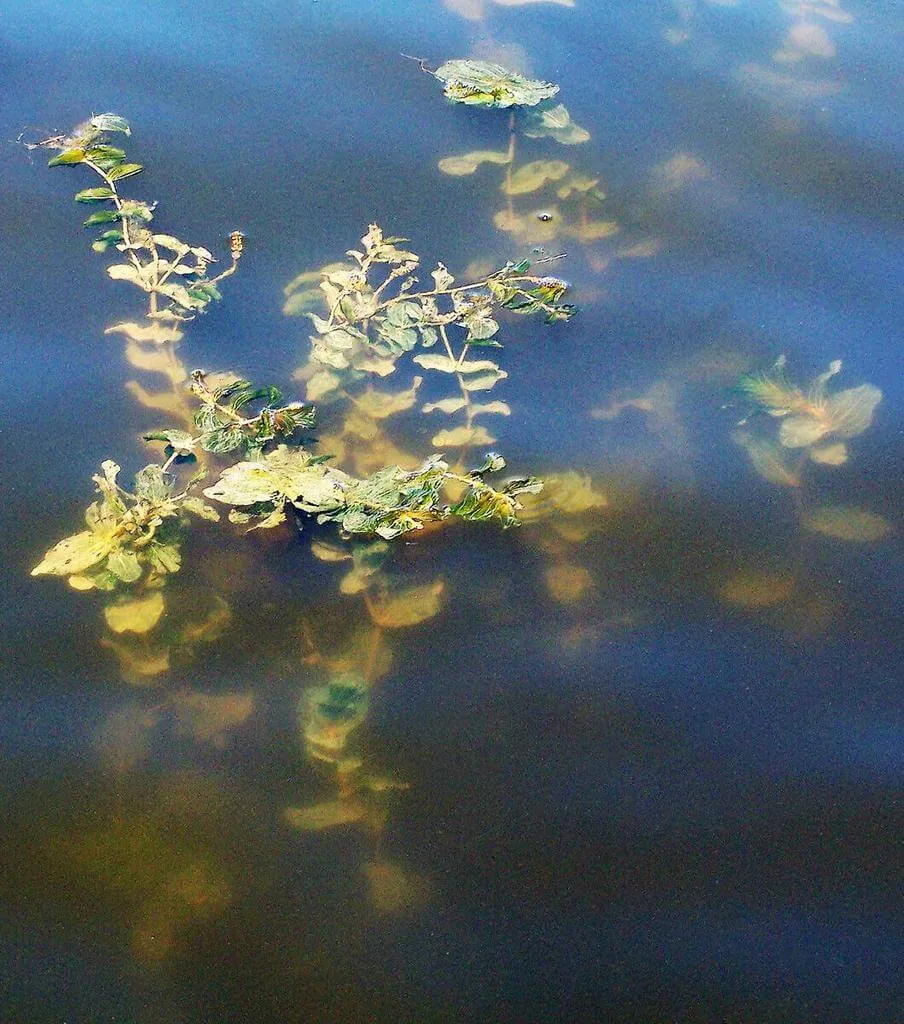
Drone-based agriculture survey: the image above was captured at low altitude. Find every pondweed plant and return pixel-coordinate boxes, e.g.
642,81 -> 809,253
733,356 -> 889,542
413,58 -> 619,248
30,114 -> 576,600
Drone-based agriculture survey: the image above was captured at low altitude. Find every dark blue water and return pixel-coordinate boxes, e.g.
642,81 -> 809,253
2,1 -> 902,1021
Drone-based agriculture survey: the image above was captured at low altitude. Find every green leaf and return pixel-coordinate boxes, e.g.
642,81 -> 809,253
89,113 -> 131,135
147,541 -> 182,575
74,187 -> 116,203
106,549 -> 143,583
48,148 -> 86,166
434,60 -> 559,108
92,230 -> 123,252
85,145 -> 127,161
133,464 -> 172,502
84,209 -> 123,227
106,162 -> 143,181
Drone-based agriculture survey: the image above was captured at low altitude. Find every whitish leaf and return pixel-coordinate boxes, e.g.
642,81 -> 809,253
802,506 -> 891,543
310,541 -> 351,562
422,397 -> 468,414
522,103 -> 590,144
431,425 -> 496,446
432,263 -> 455,290
107,320 -> 184,345
412,354 -> 458,373
824,385 -> 882,438
732,432 -> 800,487
471,400 -> 511,416
104,591 -> 165,634
778,415 -> 829,448
151,234 -> 190,253
461,368 -> 508,391
502,159 -> 570,196
434,60 -> 559,108
368,580 -> 445,628
32,531 -> 114,577
809,442 -> 848,466
438,150 -> 511,175
89,113 -> 131,135
107,263 -> 151,289
306,371 -> 342,401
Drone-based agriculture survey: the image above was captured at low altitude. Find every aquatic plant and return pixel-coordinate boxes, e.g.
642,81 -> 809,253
414,58 -> 625,249
32,113 -> 243,343
287,222 -> 573,452
733,356 -> 889,543
735,356 -> 882,478
30,117 -> 576,597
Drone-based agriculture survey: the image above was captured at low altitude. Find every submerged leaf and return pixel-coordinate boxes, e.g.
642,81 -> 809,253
522,103 -> 590,144
104,591 -> 166,634
823,384 -> 882,438
368,580 -> 445,628
732,432 -> 800,487
501,160 -> 570,196
802,505 -> 891,543
438,150 -> 511,175
431,425 -> 496,446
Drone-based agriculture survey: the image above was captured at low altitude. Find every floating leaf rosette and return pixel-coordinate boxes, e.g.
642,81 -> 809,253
434,60 -> 559,108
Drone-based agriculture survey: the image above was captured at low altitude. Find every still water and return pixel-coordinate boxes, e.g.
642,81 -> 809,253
1,0 -> 902,1020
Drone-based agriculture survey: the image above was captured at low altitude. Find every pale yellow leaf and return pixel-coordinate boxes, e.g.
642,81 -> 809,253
778,415 -> 830,448
369,580 -> 445,629
284,799 -> 367,831
32,530 -> 114,577
104,591 -> 166,635
501,160 -> 570,196
809,442 -> 848,466
124,342 -> 187,384
802,506 -> 891,543
431,425 -> 496,446
438,150 -> 511,176
105,321 -> 184,345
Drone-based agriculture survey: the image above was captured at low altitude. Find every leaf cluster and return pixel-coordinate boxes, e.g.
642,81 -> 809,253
202,445 -> 542,538
31,460 -> 219,590
41,114 -> 239,323
735,358 -> 882,482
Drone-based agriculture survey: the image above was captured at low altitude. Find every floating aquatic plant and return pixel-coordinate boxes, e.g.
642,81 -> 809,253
433,59 -> 559,108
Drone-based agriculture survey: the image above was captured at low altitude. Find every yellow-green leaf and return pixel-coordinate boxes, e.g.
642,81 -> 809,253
103,591 -> 166,634
501,160 -> 570,196
32,530 -> 114,577
431,425 -> 496,447
438,150 -> 511,175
